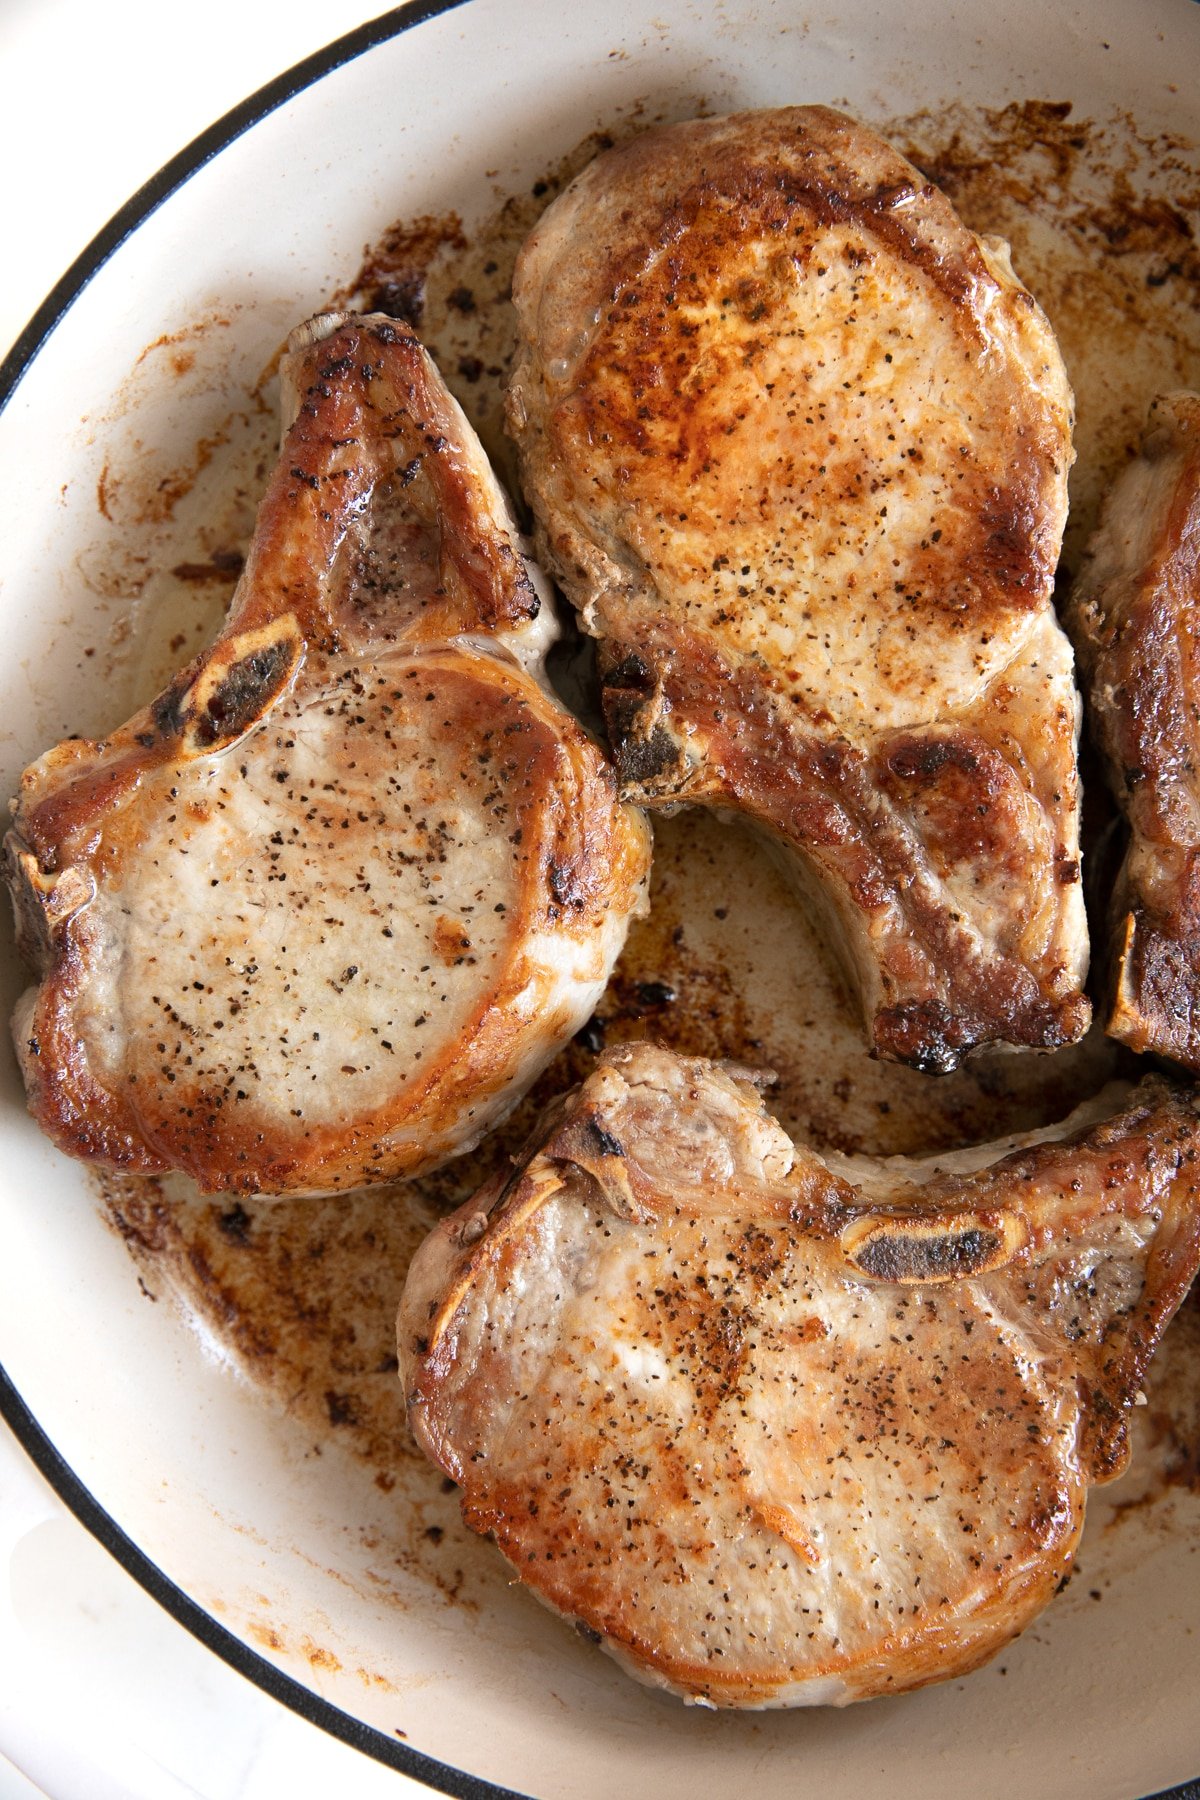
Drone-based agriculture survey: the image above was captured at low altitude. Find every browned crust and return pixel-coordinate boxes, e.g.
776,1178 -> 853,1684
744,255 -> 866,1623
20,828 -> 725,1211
8,656 -> 641,1193
415,1055 -> 1200,1468
13,318 -> 541,858
431,1058 -> 1199,1299
268,315 -> 540,646
1109,909 -> 1200,1063
509,106 -> 1084,1073
5,317 -> 649,1194
402,1047 -> 1200,1705
454,1486 -> 1075,1708
597,625 -> 1089,1070
535,109 -> 1065,635
1068,392 -> 1200,1068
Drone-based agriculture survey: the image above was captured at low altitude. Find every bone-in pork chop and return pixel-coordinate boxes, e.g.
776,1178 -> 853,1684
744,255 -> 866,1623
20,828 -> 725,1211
508,107 -> 1090,1073
400,1041 -> 1200,1708
1066,392 -> 1200,1068
5,314 -> 650,1195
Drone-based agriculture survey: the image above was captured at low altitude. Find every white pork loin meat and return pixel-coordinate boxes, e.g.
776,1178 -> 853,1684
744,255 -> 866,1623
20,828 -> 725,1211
400,1041 -> 1200,1708
508,106 -> 1091,1074
5,314 -> 650,1195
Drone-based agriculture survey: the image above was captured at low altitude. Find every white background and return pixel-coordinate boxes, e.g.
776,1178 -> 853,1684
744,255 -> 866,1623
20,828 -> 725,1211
1,5 -> 436,1794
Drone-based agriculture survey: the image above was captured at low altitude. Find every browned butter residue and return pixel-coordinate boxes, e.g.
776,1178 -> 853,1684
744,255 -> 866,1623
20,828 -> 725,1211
245,1617 -> 345,1674
88,99 -> 1200,1611
96,423 -> 236,530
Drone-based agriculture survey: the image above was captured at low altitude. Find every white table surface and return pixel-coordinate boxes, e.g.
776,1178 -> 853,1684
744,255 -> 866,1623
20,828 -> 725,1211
0,4 -> 439,1795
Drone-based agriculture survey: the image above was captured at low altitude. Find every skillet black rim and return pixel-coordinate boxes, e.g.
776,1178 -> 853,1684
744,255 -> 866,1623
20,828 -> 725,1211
0,6 -> 1196,1797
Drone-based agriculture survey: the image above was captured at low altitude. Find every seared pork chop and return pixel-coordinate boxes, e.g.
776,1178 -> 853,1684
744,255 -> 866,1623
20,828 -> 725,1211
5,314 -> 650,1194
400,1041 -> 1200,1709
508,107 -> 1090,1073
1066,392 -> 1200,1068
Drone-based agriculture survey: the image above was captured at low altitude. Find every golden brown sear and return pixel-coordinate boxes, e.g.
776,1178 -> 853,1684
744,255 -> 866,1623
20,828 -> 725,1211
5,314 -> 650,1194
508,106 -> 1090,1073
1067,391 -> 1200,1069
400,1042 -> 1200,1708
